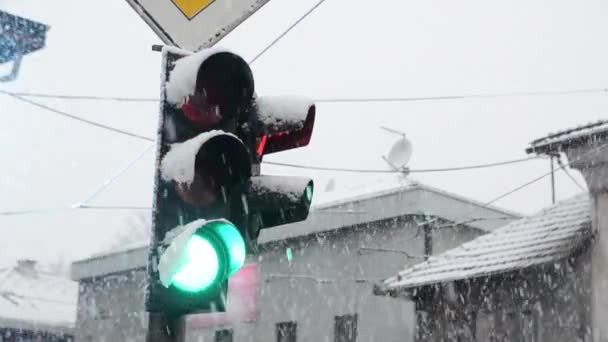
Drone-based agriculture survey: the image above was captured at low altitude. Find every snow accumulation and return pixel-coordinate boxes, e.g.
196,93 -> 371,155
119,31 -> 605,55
250,176 -> 311,202
158,219 -> 206,288
530,119 -> 608,150
0,262 -> 77,328
255,95 -> 314,129
165,46 -> 236,107
161,130 -> 241,184
383,193 -> 590,291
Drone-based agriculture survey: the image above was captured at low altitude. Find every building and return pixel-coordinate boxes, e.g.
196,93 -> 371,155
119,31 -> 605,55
0,259 -> 77,341
377,193 -> 591,341
71,178 -> 519,342
377,120 -> 608,342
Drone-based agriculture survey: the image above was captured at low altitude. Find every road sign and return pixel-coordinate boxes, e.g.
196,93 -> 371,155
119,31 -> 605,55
126,0 -> 272,51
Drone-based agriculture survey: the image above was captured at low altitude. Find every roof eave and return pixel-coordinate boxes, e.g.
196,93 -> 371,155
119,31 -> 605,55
526,128 -> 608,155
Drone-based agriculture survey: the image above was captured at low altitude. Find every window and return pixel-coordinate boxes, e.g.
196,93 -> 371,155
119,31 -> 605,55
214,329 -> 233,342
335,314 -> 358,342
276,321 -> 297,342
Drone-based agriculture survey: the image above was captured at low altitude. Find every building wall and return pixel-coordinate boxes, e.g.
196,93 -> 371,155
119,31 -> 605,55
414,246 -> 592,342
75,217 -> 484,342
0,329 -> 73,342
76,270 -> 148,342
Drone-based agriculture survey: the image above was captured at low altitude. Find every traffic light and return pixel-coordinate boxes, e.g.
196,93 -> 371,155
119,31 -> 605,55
146,47 -> 317,319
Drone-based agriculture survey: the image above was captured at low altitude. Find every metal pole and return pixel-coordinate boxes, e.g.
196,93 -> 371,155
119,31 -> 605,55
146,313 -> 186,342
550,155 -> 556,204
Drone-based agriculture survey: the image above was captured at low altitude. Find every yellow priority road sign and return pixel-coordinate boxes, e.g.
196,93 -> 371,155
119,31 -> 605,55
126,0 -> 273,51
172,0 -> 214,20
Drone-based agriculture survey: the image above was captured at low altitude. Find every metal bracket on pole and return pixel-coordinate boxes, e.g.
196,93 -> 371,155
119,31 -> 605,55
0,55 -> 22,83
382,155 -> 410,175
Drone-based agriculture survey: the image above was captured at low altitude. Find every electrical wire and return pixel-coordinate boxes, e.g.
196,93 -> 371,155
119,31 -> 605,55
4,87 -> 607,104
315,88 -> 608,104
556,156 -> 586,191
1,90 -> 154,142
0,205 -> 151,216
74,143 -> 155,208
419,142 -> 607,232
263,156 -> 541,173
4,92 -> 158,102
248,0 -> 329,64
0,154 -> 563,217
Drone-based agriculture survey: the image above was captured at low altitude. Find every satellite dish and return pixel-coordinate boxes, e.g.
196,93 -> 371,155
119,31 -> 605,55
385,136 -> 413,170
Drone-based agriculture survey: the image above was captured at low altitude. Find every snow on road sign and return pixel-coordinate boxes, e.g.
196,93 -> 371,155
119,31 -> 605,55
126,0 -> 272,51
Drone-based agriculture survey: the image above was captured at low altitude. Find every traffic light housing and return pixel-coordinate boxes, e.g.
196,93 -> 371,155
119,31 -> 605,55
146,47 -> 317,318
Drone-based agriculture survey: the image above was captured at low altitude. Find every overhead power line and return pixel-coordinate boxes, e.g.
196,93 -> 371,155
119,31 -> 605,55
1,90 -> 154,142
264,156 -> 541,173
249,0 -> 329,64
74,143 -> 155,208
556,156 -> 586,191
419,142 -> 607,232
0,151 -> 583,218
2,92 -> 158,102
4,87 -> 607,104
0,205 -> 151,216
315,88 -> 608,104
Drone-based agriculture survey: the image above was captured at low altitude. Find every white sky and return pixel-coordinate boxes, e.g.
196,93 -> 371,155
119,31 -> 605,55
1,0 -> 607,266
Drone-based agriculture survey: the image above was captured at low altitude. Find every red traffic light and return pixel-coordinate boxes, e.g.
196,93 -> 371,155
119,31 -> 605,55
254,96 -> 316,156
165,49 -> 254,130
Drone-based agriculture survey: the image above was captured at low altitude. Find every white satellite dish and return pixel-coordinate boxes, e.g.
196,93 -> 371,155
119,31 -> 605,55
387,136 -> 413,169
381,136 -> 413,174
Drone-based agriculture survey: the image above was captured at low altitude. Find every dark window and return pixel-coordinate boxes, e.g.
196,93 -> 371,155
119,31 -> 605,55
335,314 -> 358,342
276,321 -> 297,342
215,329 -> 233,342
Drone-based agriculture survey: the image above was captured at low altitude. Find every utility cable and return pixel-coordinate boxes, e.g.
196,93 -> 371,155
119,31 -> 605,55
73,143 -> 155,208
315,88 -> 608,104
263,156 -> 541,173
1,90 -> 154,142
248,0 -> 329,64
0,205 -> 151,216
0,155 -> 552,217
419,142 -> 607,234
0,145 -> 155,217
4,87 -> 606,104
556,155 -> 586,191
3,92 -> 158,102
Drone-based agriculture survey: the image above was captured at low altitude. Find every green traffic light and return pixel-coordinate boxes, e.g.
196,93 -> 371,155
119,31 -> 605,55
170,220 -> 246,292
206,221 -> 246,275
305,184 -> 313,203
172,235 -> 220,292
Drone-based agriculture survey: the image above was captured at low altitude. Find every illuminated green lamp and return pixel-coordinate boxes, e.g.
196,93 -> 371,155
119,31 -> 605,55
305,183 -> 314,203
160,219 -> 246,293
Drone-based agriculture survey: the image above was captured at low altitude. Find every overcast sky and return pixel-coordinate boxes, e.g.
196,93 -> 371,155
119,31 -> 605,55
1,0 -> 607,267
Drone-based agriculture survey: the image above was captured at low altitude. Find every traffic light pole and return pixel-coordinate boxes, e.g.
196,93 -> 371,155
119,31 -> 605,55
147,313 -> 186,342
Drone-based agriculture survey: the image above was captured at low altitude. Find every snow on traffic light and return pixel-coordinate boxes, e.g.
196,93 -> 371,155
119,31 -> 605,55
146,46 -> 317,318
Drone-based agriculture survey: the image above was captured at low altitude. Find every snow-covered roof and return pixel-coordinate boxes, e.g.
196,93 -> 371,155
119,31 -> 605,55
526,119 -> 608,154
0,260 -> 77,335
71,177 -> 520,280
380,193 -> 591,294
